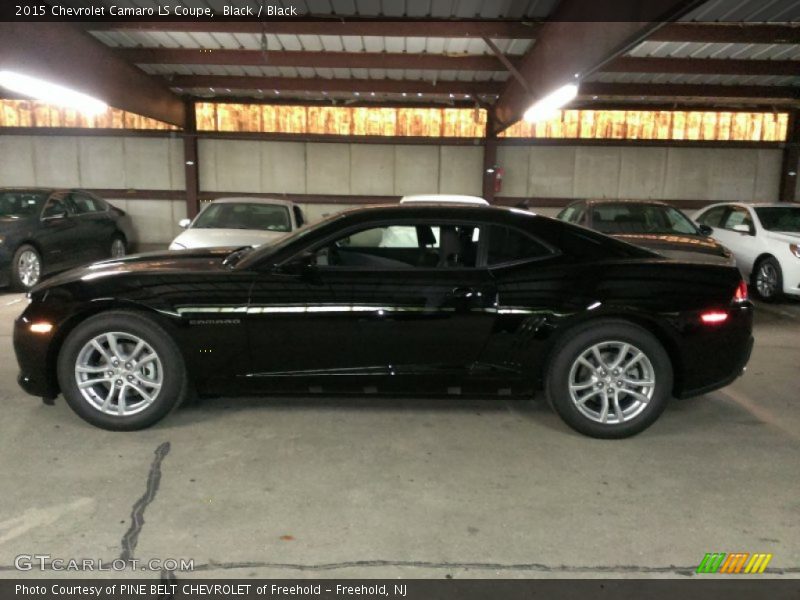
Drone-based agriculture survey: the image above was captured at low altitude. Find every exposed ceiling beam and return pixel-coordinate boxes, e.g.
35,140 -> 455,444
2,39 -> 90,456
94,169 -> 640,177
85,20 -> 540,39
650,23 -> 800,44
582,82 -> 800,101
0,23 -> 185,127
168,75 -> 502,96
491,0 -> 707,133
606,56 -> 800,77
119,48 -> 508,71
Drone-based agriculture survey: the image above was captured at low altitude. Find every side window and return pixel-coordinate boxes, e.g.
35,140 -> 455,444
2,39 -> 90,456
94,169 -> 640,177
557,206 -> 577,222
312,223 -> 479,269
721,207 -> 753,231
697,206 -> 727,228
69,193 -> 105,215
487,225 -> 552,266
41,196 -> 71,219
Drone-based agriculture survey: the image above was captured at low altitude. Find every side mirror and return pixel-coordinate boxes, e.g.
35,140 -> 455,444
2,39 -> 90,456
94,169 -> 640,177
732,223 -> 753,235
278,252 -> 315,275
44,208 -> 68,220
179,218 -> 191,229
698,224 -> 713,236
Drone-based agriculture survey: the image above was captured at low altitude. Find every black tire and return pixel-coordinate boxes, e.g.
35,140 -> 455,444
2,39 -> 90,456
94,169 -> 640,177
109,234 -> 127,259
545,320 -> 673,439
752,256 -> 783,302
57,311 -> 187,431
11,244 -> 43,292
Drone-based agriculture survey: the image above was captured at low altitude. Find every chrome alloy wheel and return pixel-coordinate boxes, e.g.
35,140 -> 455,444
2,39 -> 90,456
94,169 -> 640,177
110,238 -> 126,258
18,249 -> 41,288
756,262 -> 779,298
567,341 -> 655,425
74,332 -> 163,416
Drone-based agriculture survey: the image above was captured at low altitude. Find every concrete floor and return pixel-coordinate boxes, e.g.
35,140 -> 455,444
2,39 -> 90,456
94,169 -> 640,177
0,291 -> 798,580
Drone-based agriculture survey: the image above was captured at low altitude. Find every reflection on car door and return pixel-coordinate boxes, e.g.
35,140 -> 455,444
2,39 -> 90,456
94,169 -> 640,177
244,221 -> 497,387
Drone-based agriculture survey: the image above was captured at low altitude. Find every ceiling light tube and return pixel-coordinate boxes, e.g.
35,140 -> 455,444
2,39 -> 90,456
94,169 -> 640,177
0,71 -> 107,115
524,83 -> 579,124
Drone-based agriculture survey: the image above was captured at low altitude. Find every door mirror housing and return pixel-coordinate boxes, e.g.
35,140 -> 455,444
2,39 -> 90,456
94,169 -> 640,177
278,251 -> 316,275
698,224 -> 713,236
178,218 -> 191,229
732,223 -> 753,235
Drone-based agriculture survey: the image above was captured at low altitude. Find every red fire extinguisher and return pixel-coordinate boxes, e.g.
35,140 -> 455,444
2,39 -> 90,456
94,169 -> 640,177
493,166 -> 505,194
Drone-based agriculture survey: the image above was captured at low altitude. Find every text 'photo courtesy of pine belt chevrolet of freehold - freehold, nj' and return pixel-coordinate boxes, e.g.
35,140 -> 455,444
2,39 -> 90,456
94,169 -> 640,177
0,2 -> 799,600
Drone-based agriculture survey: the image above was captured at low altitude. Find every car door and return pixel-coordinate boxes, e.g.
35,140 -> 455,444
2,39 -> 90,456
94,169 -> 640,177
710,206 -> 760,277
37,193 -> 83,272
244,219 -> 497,387
67,192 -> 116,261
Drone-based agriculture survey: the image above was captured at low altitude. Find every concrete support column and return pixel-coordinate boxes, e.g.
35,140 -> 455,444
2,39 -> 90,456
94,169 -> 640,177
779,110 -> 799,203
183,100 -> 201,217
482,113 -> 498,203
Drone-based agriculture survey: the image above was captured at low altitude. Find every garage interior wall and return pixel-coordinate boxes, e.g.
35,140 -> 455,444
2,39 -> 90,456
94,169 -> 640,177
0,133 -> 786,247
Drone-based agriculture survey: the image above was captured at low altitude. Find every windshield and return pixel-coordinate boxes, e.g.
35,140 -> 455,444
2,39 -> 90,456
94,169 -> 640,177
591,204 -> 698,236
0,191 -> 47,218
755,207 -> 800,233
193,202 -> 292,232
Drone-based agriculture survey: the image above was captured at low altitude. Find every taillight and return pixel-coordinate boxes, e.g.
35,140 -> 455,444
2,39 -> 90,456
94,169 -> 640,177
734,280 -> 748,303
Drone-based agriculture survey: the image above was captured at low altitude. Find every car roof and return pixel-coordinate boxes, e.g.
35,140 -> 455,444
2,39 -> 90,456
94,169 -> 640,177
329,203 -> 537,223
207,196 -> 296,207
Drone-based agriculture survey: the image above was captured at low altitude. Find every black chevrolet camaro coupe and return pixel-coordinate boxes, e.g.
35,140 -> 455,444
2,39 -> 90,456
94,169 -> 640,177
14,205 -> 753,438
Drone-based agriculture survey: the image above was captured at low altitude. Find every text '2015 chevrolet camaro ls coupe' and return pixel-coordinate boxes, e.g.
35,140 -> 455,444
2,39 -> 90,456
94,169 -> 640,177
14,205 -> 753,438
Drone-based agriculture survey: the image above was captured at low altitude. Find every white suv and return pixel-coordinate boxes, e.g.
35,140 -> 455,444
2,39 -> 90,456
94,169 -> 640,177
693,203 -> 800,301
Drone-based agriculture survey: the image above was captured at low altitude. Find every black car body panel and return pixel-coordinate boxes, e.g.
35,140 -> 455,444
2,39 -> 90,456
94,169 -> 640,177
14,205 -> 753,404
0,188 -> 134,288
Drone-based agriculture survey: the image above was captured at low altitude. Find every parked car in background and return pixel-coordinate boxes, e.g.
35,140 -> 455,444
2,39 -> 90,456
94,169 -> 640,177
15,204 -> 752,438
170,197 -> 304,250
0,188 -> 132,292
557,199 -> 733,265
693,203 -> 800,301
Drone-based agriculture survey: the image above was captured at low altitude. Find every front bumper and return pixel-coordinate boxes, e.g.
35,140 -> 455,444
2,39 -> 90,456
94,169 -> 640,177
13,310 -> 61,399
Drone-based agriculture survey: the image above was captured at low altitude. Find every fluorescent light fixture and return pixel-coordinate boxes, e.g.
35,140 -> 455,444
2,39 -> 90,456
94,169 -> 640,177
523,83 -> 579,123
0,70 -> 107,115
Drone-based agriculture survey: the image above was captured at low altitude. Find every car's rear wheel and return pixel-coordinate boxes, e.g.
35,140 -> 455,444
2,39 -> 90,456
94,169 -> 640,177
753,257 -> 782,302
110,235 -> 127,259
11,244 -> 42,291
546,320 -> 672,438
57,311 -> 187,430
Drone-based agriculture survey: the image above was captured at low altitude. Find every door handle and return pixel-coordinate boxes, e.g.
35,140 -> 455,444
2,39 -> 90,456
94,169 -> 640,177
450,286 -> 477,299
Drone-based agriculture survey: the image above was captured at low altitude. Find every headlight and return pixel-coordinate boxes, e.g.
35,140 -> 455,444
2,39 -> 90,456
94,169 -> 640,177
790,244 -> 800,258
0,235 -> 5,245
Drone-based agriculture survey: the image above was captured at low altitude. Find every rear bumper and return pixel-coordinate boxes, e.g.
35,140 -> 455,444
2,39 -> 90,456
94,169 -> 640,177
675,334 -> 753,399
0,248 -> 11,288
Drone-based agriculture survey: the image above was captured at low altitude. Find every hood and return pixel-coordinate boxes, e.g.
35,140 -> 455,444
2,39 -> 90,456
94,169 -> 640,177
765,231 -> 800,244
170,228 -> 289,250
32,247 -> 236,293
613,233 -> 732,263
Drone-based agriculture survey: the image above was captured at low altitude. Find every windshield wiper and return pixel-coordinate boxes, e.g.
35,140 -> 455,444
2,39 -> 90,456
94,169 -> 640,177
222,246 -> 253,268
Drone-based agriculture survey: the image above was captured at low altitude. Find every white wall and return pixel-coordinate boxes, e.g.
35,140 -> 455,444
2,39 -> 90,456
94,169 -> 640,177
199,139 -> 484,196
497,145 -> 783,203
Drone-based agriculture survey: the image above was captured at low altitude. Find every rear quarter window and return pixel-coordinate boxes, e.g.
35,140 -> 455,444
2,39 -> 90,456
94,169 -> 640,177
487,225 -> 553,266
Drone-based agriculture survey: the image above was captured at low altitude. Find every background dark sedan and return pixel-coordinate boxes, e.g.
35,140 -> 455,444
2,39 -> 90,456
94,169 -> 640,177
557,199 -> 733,265
0,188 -> 133,291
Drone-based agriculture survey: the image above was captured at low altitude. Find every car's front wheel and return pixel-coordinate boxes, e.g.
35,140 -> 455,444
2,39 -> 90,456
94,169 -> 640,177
57,311 -> 187,430
753,256 -> 783,302
546,320 -> 672,438
11,244 -> 42,291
